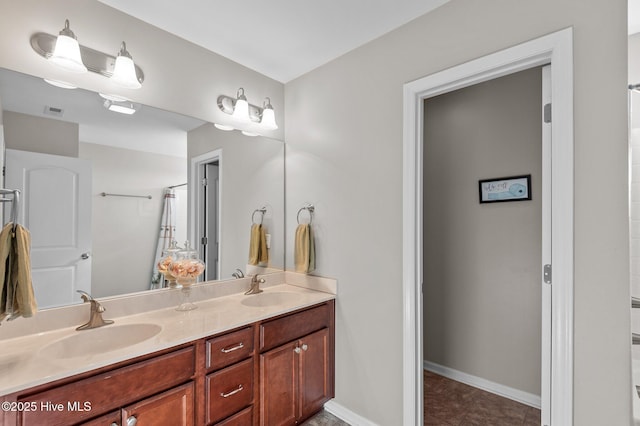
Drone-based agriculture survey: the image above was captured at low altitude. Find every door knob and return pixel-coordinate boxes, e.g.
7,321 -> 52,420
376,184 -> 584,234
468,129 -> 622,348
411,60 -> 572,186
81,252 -> 91,260
126,416 -> 137,426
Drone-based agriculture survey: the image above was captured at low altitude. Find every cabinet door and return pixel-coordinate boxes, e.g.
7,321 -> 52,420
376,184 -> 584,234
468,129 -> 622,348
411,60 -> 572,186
260,341 -> 298,426
299,328 -> 330,421
121,382 -> 194,426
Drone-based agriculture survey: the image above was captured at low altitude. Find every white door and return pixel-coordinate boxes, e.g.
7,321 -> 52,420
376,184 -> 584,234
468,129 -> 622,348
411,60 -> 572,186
5,149 -> 92,308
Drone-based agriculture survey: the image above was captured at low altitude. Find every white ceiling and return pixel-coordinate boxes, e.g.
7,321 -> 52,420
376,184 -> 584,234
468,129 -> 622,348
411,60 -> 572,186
97,0 -> 449,83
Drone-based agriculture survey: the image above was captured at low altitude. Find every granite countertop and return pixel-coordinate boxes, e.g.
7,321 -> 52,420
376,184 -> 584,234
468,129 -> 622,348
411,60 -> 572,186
0,273 -> 336,397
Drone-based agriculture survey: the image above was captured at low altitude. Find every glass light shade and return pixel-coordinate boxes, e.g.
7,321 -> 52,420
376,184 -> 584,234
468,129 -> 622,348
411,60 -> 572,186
104,100 -> 136,115
111,55 -> 142,89
43,79 -> 77,89
50,35 -> 87,73
241,130 -> 258,137
214,123 -> 235,131
232,98 -> 250,122
261,107 -> 278,130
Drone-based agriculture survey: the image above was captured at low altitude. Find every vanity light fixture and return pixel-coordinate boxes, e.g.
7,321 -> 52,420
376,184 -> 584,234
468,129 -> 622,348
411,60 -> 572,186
215,88 -> 279,135
49,20 -> 87,73
31,24 -> 145,88
111,42 -> 142,89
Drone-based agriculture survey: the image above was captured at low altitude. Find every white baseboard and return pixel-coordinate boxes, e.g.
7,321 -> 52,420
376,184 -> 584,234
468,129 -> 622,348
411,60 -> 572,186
324,400 -> 378,426
423,360 -> 541,409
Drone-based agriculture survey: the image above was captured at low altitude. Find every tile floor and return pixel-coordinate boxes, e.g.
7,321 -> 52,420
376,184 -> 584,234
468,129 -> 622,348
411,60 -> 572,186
301,410 -> 350,425
303,371 -> 541,425
424,370 -> 541,426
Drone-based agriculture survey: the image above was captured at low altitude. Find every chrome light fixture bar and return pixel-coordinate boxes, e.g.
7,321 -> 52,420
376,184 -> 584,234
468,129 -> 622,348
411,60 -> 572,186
215,88 -> 278,134
31,31 -> 144,86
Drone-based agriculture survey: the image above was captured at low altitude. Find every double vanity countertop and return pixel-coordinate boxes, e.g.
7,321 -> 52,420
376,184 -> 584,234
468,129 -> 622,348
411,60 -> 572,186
0,272 -> 336,397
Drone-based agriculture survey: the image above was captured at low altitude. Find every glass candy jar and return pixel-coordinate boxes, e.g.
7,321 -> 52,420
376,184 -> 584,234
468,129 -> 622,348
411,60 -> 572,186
157,240 -> 181,288
168,241 -> 205,311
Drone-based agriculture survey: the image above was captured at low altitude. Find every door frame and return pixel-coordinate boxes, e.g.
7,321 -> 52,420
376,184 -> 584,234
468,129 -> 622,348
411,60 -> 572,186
402,28 -> 574,425
189,149 -> 223,279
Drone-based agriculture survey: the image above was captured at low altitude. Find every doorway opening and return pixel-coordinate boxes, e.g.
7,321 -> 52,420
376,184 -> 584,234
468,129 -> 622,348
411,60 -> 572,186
190,149 -> 222,281
422,66 -> 543,425
402,28 -> 574,426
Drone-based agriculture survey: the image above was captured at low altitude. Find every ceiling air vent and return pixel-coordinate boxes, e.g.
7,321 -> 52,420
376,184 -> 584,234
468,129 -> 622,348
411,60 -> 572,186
43,105 -> 64,117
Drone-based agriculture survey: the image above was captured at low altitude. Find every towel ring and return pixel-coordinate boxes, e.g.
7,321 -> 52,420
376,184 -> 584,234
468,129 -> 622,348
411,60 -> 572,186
297,204 -> 315,225
252,207 -> 267,225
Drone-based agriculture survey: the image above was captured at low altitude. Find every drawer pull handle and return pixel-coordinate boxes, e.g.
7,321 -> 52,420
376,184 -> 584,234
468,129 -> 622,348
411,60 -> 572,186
126,415 -> 138,426
294,346 -> 301,354
221,384 -> 244,398
302,344 -> 308,351
221,342 -> 244,353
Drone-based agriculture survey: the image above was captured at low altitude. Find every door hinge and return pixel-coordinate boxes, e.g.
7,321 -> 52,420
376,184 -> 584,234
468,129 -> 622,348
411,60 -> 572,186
201,237 -> 208,245
543,103 -> 551,123
201,178 -> 208,186
543,264 -> 552,284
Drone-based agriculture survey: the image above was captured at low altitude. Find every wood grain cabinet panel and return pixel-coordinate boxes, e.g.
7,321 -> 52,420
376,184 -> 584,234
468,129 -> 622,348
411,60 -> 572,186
259,301 -> 335,426
122,382 -> 194,426
213,406 -> 253,426
206,358 -> 254,425
18,346 -> 195,425
206,326 -> 254,372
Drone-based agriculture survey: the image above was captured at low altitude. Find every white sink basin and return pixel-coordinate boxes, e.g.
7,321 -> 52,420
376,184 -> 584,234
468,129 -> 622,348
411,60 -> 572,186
241,291 -> 302,308
43,323 -> 162,359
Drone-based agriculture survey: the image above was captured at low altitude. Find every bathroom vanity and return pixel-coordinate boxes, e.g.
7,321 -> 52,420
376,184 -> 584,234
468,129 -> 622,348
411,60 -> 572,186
0,276 -> 335,426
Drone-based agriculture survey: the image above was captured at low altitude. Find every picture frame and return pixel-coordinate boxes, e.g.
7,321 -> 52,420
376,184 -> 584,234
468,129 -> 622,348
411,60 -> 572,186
478,174 -> 531,203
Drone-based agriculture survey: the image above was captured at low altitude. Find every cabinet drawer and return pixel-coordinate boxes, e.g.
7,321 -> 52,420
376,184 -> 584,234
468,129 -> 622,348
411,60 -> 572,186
207,326 -> 254,371
214,406 -> 253,426
19,346 -> 195,426
260,303 -> 329,352
206,358 -> 253,425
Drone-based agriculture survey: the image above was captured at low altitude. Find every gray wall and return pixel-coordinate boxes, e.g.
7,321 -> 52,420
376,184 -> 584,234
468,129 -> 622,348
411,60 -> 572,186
3,110 -> 78,157
423,67 -> 542,395
187,124 -> 285,278
285,0 -> 629,424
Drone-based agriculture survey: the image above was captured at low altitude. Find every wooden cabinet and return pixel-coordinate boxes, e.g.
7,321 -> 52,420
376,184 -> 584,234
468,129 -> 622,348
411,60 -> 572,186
15,346 -> 195,426
259,302 -> 335,425
3,299 -> 334,426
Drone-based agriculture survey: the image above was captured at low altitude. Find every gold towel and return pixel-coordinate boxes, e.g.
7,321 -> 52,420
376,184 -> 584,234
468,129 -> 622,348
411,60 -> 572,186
248,224 -> 268,266
0,223 -> 37,322
294,224 -> 315,273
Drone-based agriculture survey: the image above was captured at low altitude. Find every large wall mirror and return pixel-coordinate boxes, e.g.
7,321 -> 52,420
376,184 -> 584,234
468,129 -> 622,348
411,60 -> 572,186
0,68 -> 285,309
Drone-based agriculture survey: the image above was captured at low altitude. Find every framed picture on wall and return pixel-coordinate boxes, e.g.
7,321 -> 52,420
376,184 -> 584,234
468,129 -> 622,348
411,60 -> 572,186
478,174 -> 531,203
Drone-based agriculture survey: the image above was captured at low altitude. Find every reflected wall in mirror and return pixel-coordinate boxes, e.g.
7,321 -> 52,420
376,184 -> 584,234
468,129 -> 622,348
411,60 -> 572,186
0,68 -> 285,310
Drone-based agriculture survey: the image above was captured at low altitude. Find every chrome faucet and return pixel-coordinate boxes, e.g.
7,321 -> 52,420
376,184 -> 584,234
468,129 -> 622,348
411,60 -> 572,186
76,290 -> 114,330
244,275 -> 265,295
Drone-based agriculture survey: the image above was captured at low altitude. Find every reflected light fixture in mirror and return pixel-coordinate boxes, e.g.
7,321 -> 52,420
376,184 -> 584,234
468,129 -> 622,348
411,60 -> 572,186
215,88 -> 279,134
103,99 -> 139,115
49,19 -> 87,73
111,42 -> 142,89
43,79 -> 77,89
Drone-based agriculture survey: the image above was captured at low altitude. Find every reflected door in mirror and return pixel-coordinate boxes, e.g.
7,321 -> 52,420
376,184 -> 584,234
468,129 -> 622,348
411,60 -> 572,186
5,149 -> 92,308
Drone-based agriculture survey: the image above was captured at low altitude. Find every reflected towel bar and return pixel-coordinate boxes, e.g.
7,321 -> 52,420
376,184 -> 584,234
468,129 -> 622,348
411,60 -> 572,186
100,192 -> 152,199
